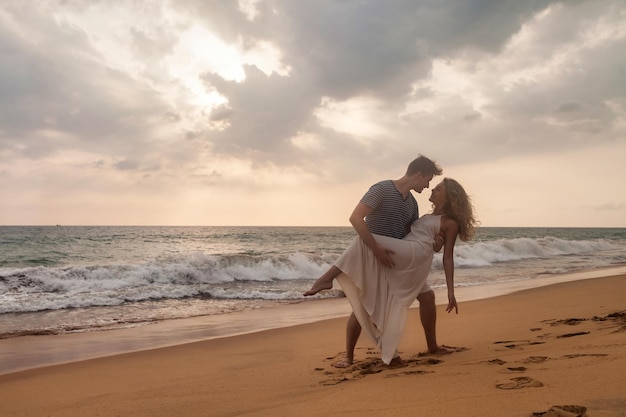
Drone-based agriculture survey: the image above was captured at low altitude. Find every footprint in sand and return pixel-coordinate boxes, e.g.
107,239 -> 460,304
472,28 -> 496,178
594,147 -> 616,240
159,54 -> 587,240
557,331 -> 590,338
544,311 -> 626,334
381,357 -> 441,378
532,405 -> 587,417
559,318 -> 585,325
385,369 -> 431,378
505,366 -> 527,372
593,310 -> 626,333
317,353 -> 444,385
319,377 -> 348,386
561,353 -> 608,359
523,356 -> 550,364
496,376 -> 543,390
493,340 -> 546,350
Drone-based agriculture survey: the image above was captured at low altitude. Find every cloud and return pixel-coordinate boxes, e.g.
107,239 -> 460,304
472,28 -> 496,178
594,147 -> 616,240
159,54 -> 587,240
0,3 -> 173,166
0,0 -> 624,226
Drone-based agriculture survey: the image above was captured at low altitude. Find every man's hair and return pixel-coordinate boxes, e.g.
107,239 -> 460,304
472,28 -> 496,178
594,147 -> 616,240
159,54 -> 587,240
406,155 -> 443,176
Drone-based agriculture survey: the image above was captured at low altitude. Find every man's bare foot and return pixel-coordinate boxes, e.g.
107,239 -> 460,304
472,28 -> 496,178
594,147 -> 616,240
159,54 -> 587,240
333,358 -> 353,368
303,278 -> 333,296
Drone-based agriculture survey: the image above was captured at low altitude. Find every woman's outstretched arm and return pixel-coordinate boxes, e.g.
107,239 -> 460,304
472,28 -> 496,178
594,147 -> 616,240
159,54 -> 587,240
441,217 -> 459,314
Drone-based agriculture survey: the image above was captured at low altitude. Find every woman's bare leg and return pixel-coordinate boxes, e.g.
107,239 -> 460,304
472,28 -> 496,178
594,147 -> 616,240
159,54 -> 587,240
303,265 -> 342,296
417,290 -> 452,354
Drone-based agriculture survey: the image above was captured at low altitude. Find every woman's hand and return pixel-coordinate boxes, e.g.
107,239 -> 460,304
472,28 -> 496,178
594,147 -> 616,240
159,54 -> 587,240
446,295 -> 458,314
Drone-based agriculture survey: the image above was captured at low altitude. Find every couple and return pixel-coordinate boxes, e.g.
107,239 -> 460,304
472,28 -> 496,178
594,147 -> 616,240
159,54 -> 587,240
304,155 -> 477,367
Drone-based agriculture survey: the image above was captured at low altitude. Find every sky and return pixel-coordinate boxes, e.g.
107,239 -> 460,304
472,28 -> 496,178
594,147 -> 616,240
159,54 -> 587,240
1,0 -> 625,227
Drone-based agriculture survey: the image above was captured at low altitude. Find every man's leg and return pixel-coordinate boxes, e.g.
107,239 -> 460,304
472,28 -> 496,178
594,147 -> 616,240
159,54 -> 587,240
334,312 -> 361,367
417,290 -> 440,353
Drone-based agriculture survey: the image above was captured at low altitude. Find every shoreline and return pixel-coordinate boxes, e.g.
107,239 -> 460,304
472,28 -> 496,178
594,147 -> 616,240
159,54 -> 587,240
1,273 -> 625,416
1,265 -> 625,376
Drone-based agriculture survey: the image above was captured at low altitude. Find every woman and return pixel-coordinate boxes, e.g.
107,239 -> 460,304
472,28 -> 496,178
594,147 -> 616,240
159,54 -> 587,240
304,178 -> 477,365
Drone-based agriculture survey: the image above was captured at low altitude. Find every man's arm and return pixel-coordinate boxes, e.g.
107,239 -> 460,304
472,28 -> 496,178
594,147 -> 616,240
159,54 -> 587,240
349,202 -> 396,267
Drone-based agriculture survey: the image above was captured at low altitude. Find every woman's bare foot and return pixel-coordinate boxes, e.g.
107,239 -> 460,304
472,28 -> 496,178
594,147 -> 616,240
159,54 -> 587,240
303,266 -> 343,296
333,358 -> 353,368
303,277 -> 333,296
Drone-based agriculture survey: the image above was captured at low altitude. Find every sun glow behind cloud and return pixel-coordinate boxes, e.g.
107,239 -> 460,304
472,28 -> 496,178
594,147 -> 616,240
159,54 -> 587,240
314,96 -> 388,140
165,24 -> 240,112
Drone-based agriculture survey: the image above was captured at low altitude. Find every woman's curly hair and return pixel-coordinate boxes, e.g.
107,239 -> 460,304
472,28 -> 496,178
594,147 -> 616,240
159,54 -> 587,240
440,178 -> 478,242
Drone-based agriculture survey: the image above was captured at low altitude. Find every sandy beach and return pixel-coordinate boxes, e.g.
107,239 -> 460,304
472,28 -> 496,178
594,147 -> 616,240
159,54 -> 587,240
1,273 -> 625,417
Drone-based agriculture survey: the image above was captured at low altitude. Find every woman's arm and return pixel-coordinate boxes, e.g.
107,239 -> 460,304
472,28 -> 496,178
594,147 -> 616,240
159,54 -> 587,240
441,217 -> 459,314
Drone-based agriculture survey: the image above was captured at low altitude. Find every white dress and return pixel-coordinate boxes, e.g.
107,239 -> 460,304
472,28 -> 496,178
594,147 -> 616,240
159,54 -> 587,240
334,214 -> 441,364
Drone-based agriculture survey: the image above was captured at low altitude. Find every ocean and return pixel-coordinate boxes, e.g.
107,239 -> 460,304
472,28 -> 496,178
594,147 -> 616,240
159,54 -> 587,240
1,225 -> 625,339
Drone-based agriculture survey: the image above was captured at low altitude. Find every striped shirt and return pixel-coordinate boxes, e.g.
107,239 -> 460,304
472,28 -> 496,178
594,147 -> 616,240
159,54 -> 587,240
360,180 -> 419,239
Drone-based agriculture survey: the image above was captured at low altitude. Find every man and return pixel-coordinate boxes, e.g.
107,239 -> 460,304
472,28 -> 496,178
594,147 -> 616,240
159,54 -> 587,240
304,155 -> 451,366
